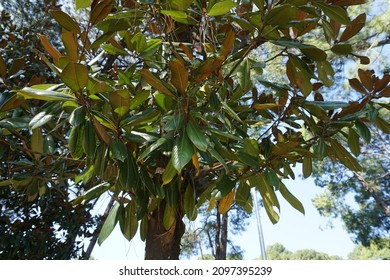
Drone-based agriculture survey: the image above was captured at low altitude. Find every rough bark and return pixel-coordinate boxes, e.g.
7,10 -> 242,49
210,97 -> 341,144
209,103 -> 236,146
214,206 -> 228,260
144,200 -> 185,260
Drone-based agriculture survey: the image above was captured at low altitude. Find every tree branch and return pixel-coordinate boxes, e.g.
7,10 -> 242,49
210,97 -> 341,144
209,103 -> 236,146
83,196 -> 115,259
353,171 -> 390,217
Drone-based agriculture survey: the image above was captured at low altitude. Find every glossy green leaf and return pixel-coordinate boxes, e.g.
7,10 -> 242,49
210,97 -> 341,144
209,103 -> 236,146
160,10 -> 197,25
138,136 -> 169,162
17,87 -> 75,101
236,180 -> 251,208
96,18 -> 131,32
140,215 -> 148,242
31,129 -> 44,159
49,10 -> 81,34
76,0 -> 91,10
83,120 -> 96,158
118,151 -> 139,190
355,119 -> 371,143
9,56 -> 26,77
253,103 -> 281,110
272,39 -> 327,61
98,202 -> 120,245
279,183 -> 305,215
184,184 -> 197,220
302,156 -> 312,178
119,201 -> 139,241
314,138 -> 326,159
317,60 -> 335,87
160,10 -> 186,18
208,146 -> 229,172
348,128 -> 361,156
237,150 -> 261,168
208,128 -> 242,142
329,139 -> 362,171
68,124 -> 84,160
304,101 -> 349,110
0,116 -> 30,130
110,138 -> 128,162
249,175 -> 280,224
163,203 -> 176,230
172,132 -> 193,173
186,119 -> 208,152
215,175 -> 235,198
265,168 -> 280,187
90,32 -> 114,49
130,90 -> 150,110
164,114 -> 185,132
94,144 -> 108,177
142,38 -> 162,57
162,158 -> 177,186
101,44 -> 129,56
208,0 -> 238,17
237,58 -> 252,91
287,55 -> 313,96
314,2 -> 350,25
130,32 -> 147,53
172,0 -> 193,10
243,138 -> 259,155
264,4 -> 297,25
81,182 -> 111,204
62,63 -> 89,92
29,112 -> 53,130
331,44 -> 352,55
221,101 -> 243,123
322,19 -> 335,43
109,89 -> 131,117
69,106 -> 86,126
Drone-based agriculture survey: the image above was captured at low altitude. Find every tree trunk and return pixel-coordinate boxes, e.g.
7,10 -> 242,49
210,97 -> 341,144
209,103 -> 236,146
220,212 -> 228,260
214,204 -> 228,260
144,200 -> 185,259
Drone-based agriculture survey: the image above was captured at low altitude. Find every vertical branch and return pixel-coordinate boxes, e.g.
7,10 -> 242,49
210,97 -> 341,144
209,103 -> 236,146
215,203 -> 221,259
83,196 -> 115,260
221,212 -> 228,260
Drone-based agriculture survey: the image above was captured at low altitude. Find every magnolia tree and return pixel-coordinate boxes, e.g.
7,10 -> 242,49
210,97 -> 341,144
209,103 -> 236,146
1,0 -> 389,259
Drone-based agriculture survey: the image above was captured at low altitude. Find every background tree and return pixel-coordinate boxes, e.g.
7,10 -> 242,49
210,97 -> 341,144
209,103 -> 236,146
0,0 -> 100,259
266,243 -> 342,260
348,237 -> 390,259
312,124 -> 389,246
1,0 -> 389,260
180,204 -> 250,259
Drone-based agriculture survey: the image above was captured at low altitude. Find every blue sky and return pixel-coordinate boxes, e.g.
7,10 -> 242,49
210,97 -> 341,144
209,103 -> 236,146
91,167 -> 356,260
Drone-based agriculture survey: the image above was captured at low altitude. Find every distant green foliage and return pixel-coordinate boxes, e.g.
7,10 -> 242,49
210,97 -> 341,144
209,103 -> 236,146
266,243 -> 342,260
348,238 -> 390,260
312,126 -> 390,245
